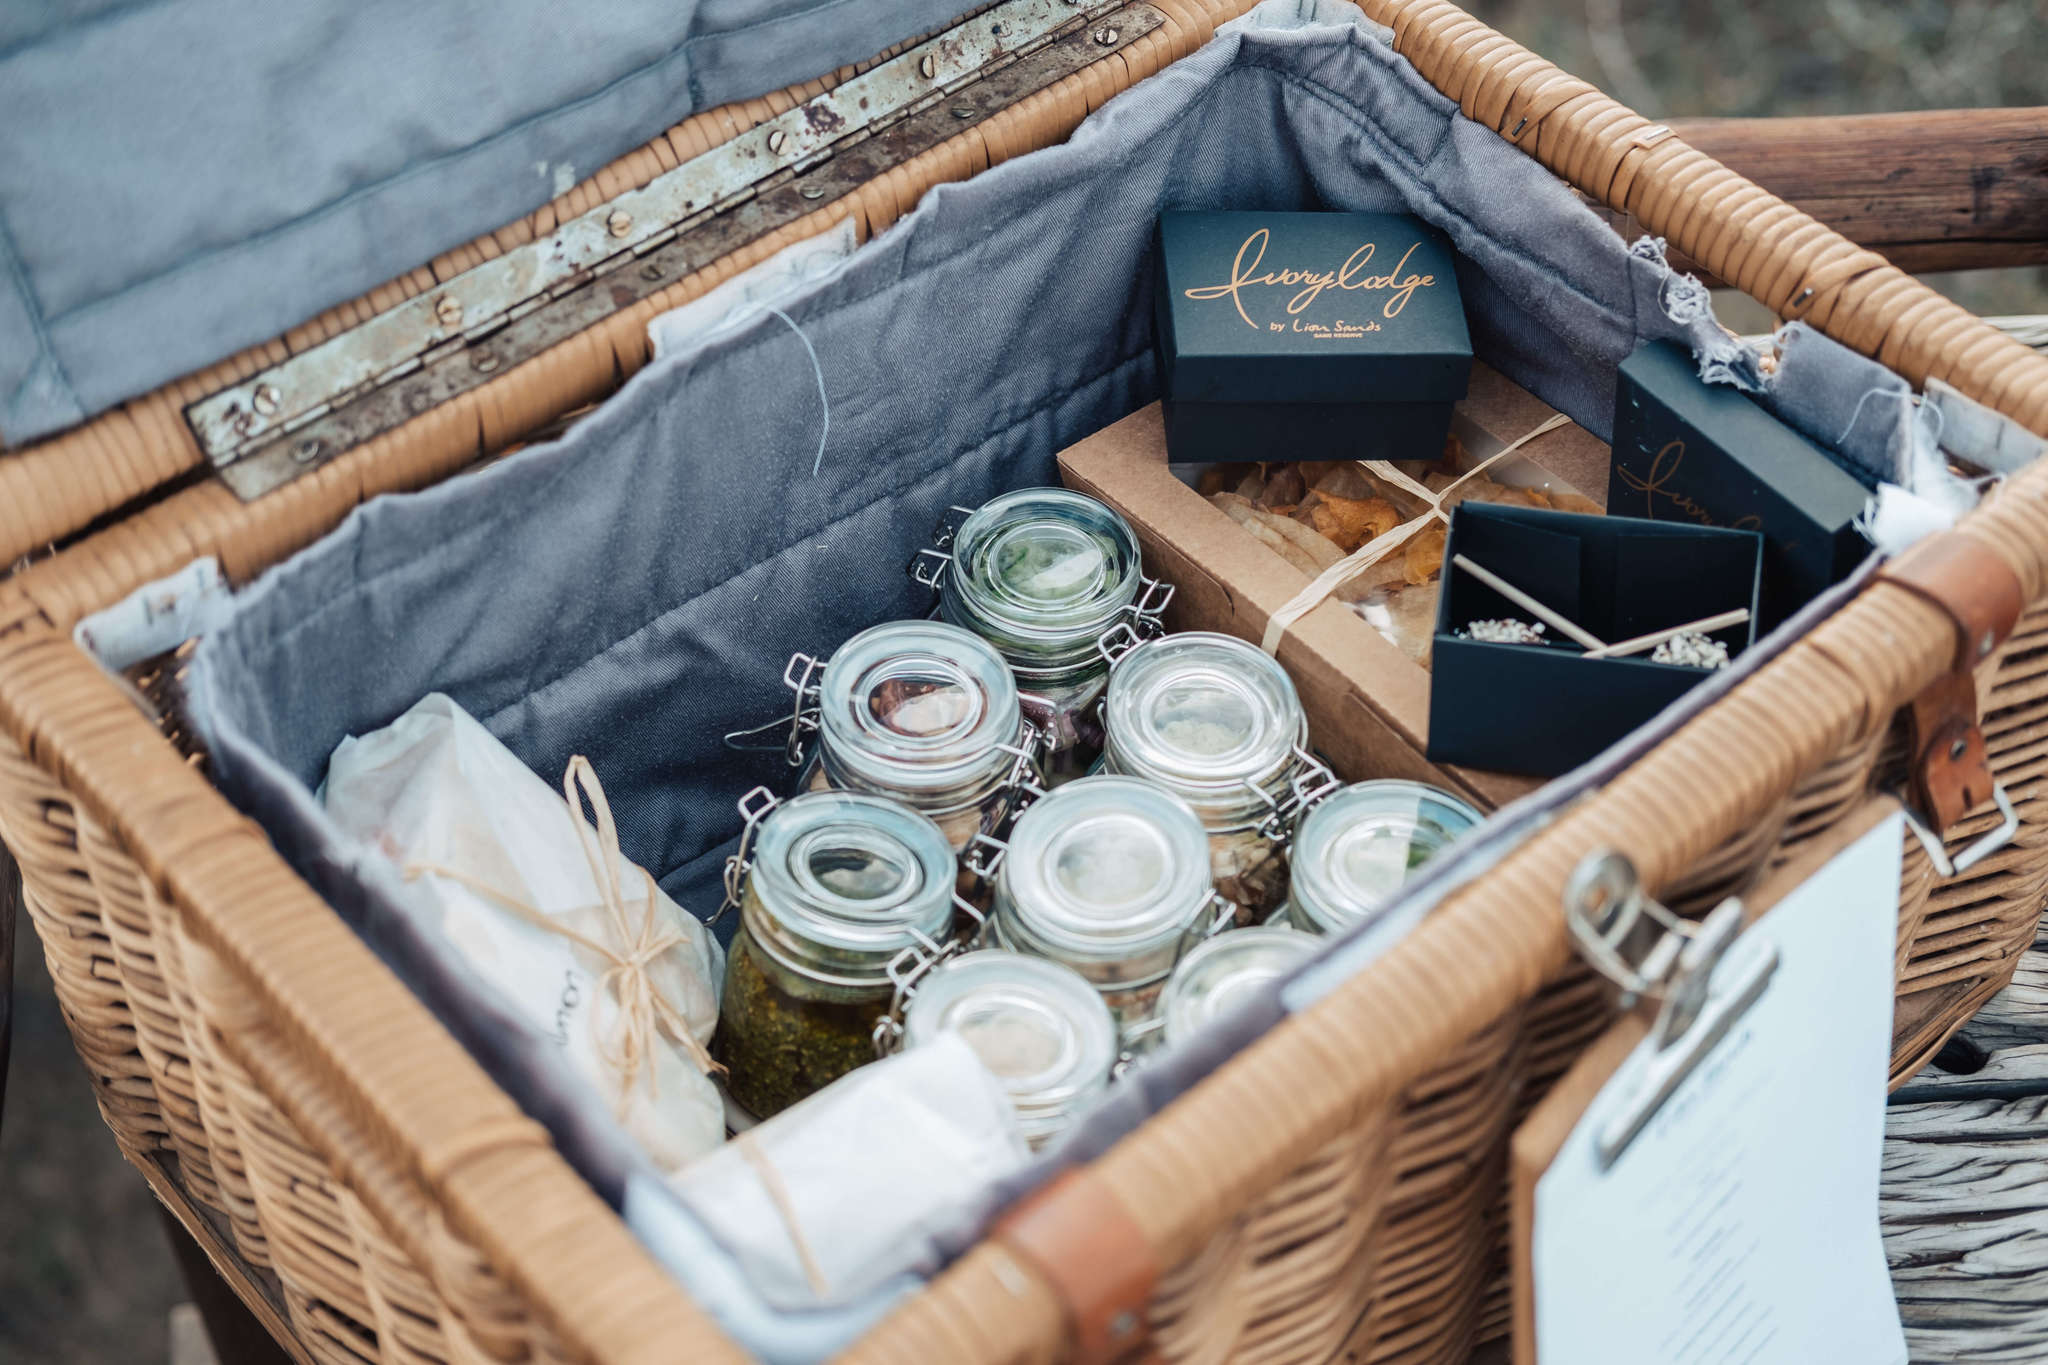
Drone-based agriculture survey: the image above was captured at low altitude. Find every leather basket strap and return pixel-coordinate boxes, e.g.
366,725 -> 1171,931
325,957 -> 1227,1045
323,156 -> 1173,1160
990,1168 -> 1160,1364
1881,533 -> 2026,830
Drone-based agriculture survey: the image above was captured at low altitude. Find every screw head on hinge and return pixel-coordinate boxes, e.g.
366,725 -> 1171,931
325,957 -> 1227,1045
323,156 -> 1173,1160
251,383 -> 281,417
799,184 -> 828,201
767,128 -> 788,155
951,105 -> 975,119
291,437 -> 324,465
435,295 -> 464,329
606,209 -> 633,238
1094,25 -> 1120,46
471,348 -> 500,374
918,53 -> 937,79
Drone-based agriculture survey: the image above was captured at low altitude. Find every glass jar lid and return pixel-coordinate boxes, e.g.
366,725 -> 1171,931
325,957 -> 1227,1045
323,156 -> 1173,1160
1289,781 -> 1484,935
997,775 -> 1213,974
904,950 -> 1116,1123
942,489 -> 1144,667
817,621 -> 1022,795
1160,927 -> 1316,1046
1102,632 -> 1305,815
745,791 -> 958,982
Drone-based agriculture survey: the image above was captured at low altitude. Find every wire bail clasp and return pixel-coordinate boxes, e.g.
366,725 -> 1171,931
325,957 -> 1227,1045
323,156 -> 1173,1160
907,505 -> 978,592
713,785 -> 782,924
720,650 -> 827,767
872,931 -> 962,1057
1249,745 -> 1341,845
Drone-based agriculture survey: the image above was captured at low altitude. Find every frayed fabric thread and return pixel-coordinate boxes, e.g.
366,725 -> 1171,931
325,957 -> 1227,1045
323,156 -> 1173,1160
766,306 -> 831,477
1632,234 -> 1764,394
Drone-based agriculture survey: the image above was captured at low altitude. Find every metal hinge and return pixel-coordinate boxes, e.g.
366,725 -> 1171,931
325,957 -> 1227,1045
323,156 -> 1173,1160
186,0 -> 1163,500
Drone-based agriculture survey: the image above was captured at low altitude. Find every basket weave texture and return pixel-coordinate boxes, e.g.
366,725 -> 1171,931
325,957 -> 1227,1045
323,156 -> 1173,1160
1,2 -> 2046,1363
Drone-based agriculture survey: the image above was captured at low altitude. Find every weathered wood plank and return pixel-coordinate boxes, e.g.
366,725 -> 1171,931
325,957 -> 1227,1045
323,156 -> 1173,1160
1590,108 -> 2048,283
1670,109 -> 2048,274
1886,897 -> 2048,1365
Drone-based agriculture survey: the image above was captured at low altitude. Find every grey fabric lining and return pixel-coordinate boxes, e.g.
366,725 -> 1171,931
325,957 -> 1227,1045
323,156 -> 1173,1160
0,0 -> 970,443
181,13 -> 1913,1358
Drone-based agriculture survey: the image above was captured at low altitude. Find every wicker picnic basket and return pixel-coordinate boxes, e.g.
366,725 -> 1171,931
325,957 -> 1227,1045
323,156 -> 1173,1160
2,1 -> 2045,1363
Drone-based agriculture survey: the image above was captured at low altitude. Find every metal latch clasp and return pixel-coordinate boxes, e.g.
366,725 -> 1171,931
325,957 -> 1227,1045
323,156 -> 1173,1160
1564,849 -> 1778,1168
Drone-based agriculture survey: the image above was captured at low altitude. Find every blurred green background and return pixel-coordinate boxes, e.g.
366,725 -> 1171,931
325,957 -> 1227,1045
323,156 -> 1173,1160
2,2 -> 2044,1361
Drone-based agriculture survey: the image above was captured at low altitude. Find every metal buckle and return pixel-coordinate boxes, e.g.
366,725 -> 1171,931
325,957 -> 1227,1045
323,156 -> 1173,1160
1563,849 -> 1778,1168
713,786 -> 782,924
1900,781 -> 2020,879
1250,745 -> 1340,844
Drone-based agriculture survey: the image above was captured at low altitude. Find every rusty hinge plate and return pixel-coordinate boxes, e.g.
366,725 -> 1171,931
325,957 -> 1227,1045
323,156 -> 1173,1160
187,0 -> 1159,500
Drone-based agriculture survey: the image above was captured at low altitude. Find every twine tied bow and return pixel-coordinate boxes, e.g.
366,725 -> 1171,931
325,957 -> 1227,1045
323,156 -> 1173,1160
405,755 -> 719,1116
1259,413 -> 1574,654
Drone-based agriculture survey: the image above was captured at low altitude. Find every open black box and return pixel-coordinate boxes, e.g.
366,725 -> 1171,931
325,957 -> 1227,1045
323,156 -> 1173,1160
1427,503 -> 1763,777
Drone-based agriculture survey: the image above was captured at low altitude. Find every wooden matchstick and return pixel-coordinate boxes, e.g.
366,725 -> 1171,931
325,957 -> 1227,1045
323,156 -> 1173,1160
1450,554 -> 1609,652
1582,608 -> 1753,660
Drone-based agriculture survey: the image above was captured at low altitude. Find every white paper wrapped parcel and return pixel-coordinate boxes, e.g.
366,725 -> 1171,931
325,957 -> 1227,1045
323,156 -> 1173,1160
323,692 -> 726,1172
674,1032 -> 1031,1310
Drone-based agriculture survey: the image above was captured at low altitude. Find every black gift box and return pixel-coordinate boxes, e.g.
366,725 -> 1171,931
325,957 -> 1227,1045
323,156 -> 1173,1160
1153,210 -> 1472,464
1608,340 -> 1871,631
1427,503 -> 1762,778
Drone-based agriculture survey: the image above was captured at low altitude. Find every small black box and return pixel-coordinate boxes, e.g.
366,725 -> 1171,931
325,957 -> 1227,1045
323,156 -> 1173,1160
1609,340 -> 1871,631
1153,210 -> 1471,464
1427,503 -> 1762,778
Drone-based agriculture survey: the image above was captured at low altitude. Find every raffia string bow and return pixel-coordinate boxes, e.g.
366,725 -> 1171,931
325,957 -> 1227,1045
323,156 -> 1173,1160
1259,413 -> 1574,654
405,755 -> 719,1117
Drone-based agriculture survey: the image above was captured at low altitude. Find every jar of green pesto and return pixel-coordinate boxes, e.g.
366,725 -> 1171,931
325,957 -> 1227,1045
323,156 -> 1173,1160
1282,781 -> 1483,936
787,620 -> 1043,853
916,489 -> 1171,786
713,788 -> 959,1119
1099,632 -> 1336,923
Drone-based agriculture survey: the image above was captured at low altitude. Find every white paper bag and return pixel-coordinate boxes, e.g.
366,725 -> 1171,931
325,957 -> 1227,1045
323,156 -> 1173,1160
674,1033 -> 1031,1310
324,693 -> 726,1173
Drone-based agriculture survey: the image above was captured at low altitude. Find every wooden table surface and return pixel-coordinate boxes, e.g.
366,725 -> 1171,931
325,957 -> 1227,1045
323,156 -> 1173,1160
1885,912 -> 2048,1363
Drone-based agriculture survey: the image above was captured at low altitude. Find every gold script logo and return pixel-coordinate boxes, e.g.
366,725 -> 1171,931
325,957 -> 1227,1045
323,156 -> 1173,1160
1181,228 -> 1435,329
1615,439 -> 1764,531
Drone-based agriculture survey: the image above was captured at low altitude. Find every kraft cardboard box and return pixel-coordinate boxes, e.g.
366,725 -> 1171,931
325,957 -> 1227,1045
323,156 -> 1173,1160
1058,380 -> 1582,811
